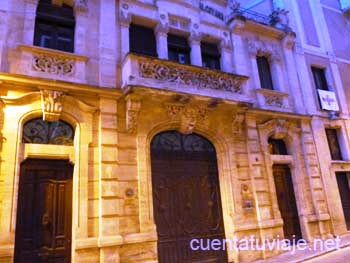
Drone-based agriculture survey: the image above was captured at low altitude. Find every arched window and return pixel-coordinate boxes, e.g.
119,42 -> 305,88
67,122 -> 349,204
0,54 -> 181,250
23,118 -> 74,145
268,137 -> 288,155
34,0 -> 75,52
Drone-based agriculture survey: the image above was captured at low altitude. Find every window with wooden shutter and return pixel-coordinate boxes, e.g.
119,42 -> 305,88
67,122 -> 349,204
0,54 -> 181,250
129,24 -> 157,57
34,0 -> 75,53
257,56 -> 274,90
201,42 -> 221,70
325,128 -> 343,160
312,67 -> 328,91
168,34 -> 191,64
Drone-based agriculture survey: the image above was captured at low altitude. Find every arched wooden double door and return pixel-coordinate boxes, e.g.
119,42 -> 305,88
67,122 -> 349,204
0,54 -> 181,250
151,131 -> 228,263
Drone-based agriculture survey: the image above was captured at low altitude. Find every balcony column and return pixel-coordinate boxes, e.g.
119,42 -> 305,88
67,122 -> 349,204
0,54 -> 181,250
99,0 -> 117,87
219,37 -> 233,73
74,1 -> 88,54
282,32 -> 305,114
155,15 -> 169,60
230,18 -> 249,76
247,45 -> 261,90
269,52 -> 284,92
119,10 -> 131,60
188,30 -> 202,67
23,0 -> 39,45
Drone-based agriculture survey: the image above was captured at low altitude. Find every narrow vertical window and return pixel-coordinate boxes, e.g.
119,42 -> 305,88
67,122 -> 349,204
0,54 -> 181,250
167,34 -> 190,64
201,42 -> 221,70
325,128 -> 343,160
257,56 -> 274,90
312,67 -> 328,91
129,24 -> 157,57
34,0 -> 75,53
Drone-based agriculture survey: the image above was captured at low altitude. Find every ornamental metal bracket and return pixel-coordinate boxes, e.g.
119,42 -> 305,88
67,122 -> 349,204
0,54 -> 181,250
41,89 -> 65,122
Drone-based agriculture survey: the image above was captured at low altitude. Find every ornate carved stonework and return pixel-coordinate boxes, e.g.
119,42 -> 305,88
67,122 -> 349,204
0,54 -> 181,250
247,39 -> 281,60
139,60 -> 247,93
126,99 -> 141,133
32,54 -> 75,76
155,14 -> 169,37
265,95 -> 284,107
282,31 -> 296,49
119,9 -> 132,27
232,112 -> 246,136
41,90 -> 65,122
166,104 -> 209,134
274,119 -> 290,139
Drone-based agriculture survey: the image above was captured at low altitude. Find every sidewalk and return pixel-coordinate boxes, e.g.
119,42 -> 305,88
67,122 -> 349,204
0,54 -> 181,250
254,234 -> 350,263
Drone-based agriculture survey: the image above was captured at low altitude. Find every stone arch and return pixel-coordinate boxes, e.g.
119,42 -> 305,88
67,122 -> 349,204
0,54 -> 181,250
0,91 -> 96,255
136,120 -> 238,262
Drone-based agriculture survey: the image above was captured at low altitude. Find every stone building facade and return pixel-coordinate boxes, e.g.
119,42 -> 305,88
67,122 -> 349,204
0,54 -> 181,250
0,0 -> 349,262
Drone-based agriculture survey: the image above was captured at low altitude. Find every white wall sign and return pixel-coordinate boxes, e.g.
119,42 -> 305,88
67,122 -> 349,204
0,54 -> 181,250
317,89 -> 340,111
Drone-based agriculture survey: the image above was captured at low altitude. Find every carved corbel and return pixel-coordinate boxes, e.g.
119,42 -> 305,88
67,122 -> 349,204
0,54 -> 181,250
219,38 -> 232,52
188,24 -> 202,46
229,18 -> 245,34
74,0 -> 88,13
126,98 -> 141,133
232,112 -> 246,136
155,13 -> 169,37
41,90 -> 65,122
119,5 -> 132,27
282,31 -> 296,49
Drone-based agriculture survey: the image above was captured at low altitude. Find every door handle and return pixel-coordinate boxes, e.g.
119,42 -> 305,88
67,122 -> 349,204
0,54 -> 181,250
42,213 -> 50,226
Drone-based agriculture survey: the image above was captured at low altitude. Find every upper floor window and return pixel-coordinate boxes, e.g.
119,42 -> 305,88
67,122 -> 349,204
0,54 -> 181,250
312,67 -> 328,91
325,128 -> 343,160
268,137 -> 288,155
257,56 -> 274,90
129,24 -> 157,57
201,42 -> 221,70
34,0 -> 75,53
168,34 -> 190,64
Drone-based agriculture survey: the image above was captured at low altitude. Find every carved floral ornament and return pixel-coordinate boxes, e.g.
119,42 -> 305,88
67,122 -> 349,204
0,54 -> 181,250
139,60 -> 247,94
50,0 -> 88,12
258,118 -> 291,141
166,104 -> 209,134
232,112 -> 246,136
32,53 -> 75,76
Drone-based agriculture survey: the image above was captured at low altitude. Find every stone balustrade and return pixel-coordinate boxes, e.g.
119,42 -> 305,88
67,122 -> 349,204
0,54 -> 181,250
122,53 -> 250,102
9,45 -> 88,83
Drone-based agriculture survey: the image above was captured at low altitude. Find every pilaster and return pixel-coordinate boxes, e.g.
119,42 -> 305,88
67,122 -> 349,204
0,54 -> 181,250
188,26 -> 202,67
155,13 -> 169,60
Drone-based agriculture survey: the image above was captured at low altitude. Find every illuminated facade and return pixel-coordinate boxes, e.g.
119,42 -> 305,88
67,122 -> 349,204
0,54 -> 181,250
0,0 -> 349,262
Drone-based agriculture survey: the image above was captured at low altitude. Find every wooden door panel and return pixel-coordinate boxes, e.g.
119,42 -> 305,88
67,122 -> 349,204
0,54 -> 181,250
273,165 -> 302,240
151,131 -> 228,263
15,159 -> 73,263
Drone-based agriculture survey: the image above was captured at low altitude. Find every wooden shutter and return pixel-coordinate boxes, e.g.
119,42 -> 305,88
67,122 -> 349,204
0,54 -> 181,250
257,56 -> 274,90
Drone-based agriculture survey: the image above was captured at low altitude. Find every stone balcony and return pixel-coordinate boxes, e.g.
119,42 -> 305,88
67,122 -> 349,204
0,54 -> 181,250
122,53 -> 250,102
8,45 -> 88,83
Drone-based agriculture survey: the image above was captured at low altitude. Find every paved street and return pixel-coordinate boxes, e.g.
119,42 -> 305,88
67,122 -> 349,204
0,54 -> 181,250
306,247 -> 350,263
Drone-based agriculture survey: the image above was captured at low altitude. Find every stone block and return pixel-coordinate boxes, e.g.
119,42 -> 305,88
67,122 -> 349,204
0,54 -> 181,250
118,132 -> 137,148
88,218 -> 99,238
88,181 -> 99,199
101,217 -> 119,236
101,129 -> 118,145
102,198 -> 122,216
75,248 -> 100,263
88,199 -> 99,218
101,146 -> 118,162
119,216 -> 140,235
101,113 -> 118,129
117,148 -> 137,164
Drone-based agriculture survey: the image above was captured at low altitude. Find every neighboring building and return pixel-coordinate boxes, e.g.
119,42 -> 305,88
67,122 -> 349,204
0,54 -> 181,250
0,0 -> 349,262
